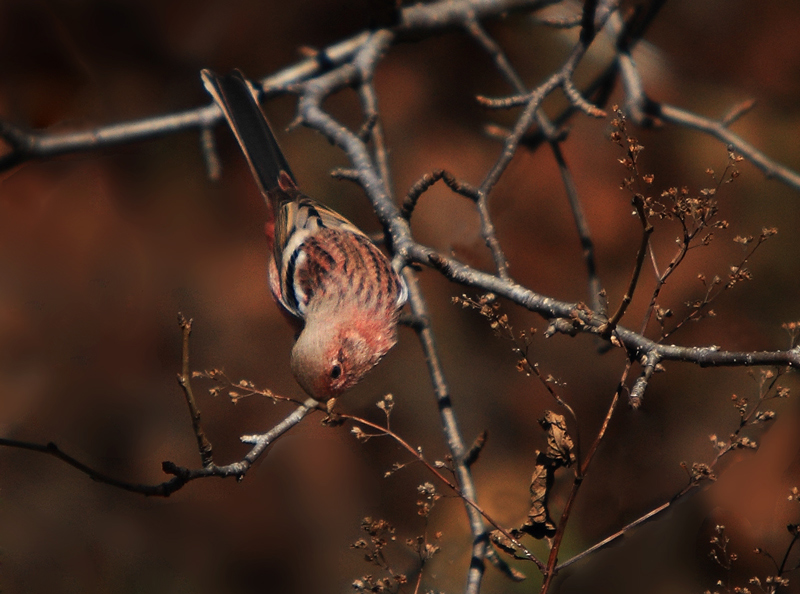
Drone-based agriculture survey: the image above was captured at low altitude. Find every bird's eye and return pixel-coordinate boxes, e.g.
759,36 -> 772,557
330,363 -> 342,380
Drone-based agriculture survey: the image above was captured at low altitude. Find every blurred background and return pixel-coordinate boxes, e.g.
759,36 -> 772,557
1,1 -> 800,592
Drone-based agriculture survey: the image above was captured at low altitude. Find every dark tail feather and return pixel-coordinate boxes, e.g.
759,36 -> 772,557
201,69 -> 295,197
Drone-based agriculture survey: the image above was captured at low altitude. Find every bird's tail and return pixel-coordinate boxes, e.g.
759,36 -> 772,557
201,69 -> 296,207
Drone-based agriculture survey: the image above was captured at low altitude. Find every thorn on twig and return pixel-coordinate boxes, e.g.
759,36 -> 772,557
357,113 -> 379,141
298,45 -> 318,58
462,430 -> 488,468
562,79 -> 606,118
475,93 -> 530,110
200,126 -> 221,181
484,124 -> 509,142
286,115 -> 303,133
721,99 -> 757,127
331,167 -> 361,182
298,45 -> 335,72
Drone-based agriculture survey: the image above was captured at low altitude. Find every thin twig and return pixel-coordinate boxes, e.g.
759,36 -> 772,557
551,142 -> 602,311
558,365 -> 790,571
601,223 -> 653,334
343,412 -> 542,572
652,102 -> 800,191
538,360 -> 626,593
176,313 -> 214,469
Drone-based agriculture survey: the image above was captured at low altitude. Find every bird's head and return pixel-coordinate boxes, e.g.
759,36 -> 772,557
290,311 -> 398,400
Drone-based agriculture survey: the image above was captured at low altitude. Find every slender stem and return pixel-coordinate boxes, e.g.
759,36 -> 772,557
176,313 -> 214,469
603,223 -> 653,334
539,364 -> 626,592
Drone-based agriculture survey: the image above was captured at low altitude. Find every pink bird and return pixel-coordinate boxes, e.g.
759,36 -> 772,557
202,70 -> 407,400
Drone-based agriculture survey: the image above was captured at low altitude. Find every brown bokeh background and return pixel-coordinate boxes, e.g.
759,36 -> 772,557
1,1 -> 800,593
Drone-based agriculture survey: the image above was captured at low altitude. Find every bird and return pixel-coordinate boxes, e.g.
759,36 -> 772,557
201,69 -> 407,400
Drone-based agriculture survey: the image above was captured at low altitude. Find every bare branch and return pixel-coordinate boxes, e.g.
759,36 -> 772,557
652,102 -> 800,191
421,245 -> 800,374
401,268 -> 496,593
